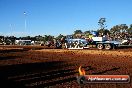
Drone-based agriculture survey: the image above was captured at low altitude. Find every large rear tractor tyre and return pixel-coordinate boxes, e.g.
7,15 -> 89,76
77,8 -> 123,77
97,44 -> 104,50
105,44 -> 112,50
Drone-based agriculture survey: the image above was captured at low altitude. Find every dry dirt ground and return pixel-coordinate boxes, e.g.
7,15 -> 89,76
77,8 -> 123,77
0,45 -> 132,88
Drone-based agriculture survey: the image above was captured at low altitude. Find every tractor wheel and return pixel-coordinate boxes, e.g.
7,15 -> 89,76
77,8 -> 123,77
105,44 -> 112,50
97,44 -> 104,50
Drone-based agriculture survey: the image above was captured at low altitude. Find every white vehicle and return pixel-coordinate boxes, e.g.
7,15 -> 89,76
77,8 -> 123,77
65,36 -> 132,50
15,40 -> 32,45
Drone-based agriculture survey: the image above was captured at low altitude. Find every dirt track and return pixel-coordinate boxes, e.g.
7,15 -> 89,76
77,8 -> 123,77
0,46 -> 132,88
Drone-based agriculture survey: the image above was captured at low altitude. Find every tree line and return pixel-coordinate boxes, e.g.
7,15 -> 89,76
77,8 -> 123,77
74,18 -> 132,39
0,18 -> 132,45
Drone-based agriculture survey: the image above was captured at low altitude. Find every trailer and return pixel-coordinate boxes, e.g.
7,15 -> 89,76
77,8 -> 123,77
65,36 -> 132,50
95,40 -> 120,50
